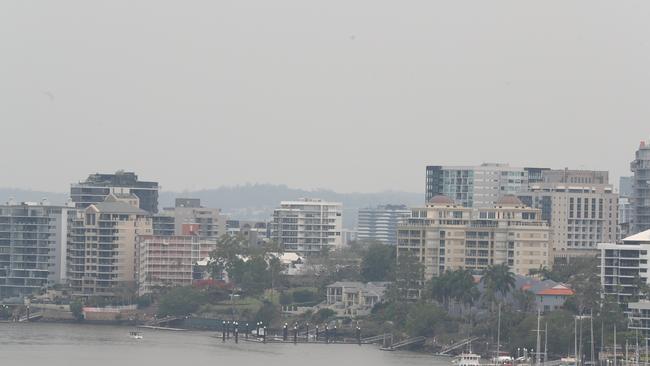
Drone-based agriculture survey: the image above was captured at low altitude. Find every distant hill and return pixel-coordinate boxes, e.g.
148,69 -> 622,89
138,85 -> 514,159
0,184 -> 423,229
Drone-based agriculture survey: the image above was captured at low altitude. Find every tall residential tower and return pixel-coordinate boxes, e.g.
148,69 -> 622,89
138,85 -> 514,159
357,205 -> 410,245
631,141 -> 650,235
518,169 -> 618,262
70,171 -> 160,213
0,201 -> 73,299
425,163 -> 547,208
271,198 -> 342,256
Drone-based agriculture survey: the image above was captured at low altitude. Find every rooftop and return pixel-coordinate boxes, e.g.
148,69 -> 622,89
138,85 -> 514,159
623,229 -> 650,243
536,284 -> 575,296
91,201 -> 149,215
429,195 -> 455,205
496,195 -> 524,206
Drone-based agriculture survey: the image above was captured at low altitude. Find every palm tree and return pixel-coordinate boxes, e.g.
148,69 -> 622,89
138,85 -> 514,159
427,269 -> 478,315
481,264 -> 516,311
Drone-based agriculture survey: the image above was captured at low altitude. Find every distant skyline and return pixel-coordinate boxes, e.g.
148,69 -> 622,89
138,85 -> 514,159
2,1 -> 649,193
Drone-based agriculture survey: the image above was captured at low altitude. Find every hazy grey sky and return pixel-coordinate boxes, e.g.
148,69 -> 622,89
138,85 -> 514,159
2,1 -> 650,193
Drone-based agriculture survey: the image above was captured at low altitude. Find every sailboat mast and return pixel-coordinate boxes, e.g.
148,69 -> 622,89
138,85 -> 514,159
497,303 -> 501,359
536,308 -> 542,366
591,312 -> 595,366
544,322 -> 548,366
614,325 -> 618,366
575,317 -> 578,362
580,315 -> 584,366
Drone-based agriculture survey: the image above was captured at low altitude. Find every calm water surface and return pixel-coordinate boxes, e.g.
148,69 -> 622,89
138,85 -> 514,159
0,322 -> 449,366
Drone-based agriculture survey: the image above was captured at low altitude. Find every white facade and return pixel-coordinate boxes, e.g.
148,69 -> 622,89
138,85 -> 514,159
0,201 -> 73,300
271,199 -> 342,255
599,230 -> 650,304
357,205 -> 410,245
426,163 -> 539,208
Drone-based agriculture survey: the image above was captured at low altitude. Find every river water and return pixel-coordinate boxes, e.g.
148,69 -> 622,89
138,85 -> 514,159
0,323 -> 449,366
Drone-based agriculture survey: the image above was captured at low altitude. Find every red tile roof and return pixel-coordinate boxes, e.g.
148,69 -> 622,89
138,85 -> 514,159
536,285 -> 574,296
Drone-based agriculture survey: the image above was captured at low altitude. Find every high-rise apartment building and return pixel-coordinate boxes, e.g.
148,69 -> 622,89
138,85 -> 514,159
137,230 -> 218,295
153,198 -> 226,239
357,205 -> 411,245
621,176 -> 634,198
518,169 -> 618,262
70,171 -> 160,213
631,142 -> 650,235
0,201 -> 73,299
67,194 -> 152,298
397,195 -> 551,280
619,176 -> 635,238
599,230 -> 650,304
271,198 -> 342,255
599,230 -> 650,337
425,163 -> 547,208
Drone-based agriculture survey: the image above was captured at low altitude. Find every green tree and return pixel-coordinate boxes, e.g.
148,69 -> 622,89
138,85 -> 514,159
312,308 -> 336,324
392,251 -> 424,301
512,289 -> 535,313
208,235 -> 248,280
70,300 -> 84,321
361,243 -> 396,282
157,287 -> 206,317
567,263 -> 600,314
427,269 -> 478,314
279,292 -> 292,306
481,264 -> 516,310
405,302 -> 449,337
255,300 -> 280,326
292,289 -> 317,303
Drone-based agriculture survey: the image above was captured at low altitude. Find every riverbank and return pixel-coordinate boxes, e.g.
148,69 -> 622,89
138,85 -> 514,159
0,322 -> 442,366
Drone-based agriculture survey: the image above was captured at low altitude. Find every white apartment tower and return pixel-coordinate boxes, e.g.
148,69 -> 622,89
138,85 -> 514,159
271,199 -> 342,255
357,205 -> 411,246
0,200 -> 73,300
425,163 -> 547,208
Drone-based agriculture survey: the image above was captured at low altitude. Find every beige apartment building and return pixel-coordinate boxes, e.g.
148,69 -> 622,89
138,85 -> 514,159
153,198 -> 226,239
137,228 -> 218,295
397,195 -> 551,280
67,194 -> 152,298
518,169 -> 618,262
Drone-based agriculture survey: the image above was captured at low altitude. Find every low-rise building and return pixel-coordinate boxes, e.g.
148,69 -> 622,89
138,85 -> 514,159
325,281 -> 390,317
534,284 -> 575,312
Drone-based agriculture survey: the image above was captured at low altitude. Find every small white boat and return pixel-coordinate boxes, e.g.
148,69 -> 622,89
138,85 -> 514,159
559,356 -> 577,366
456,352 -> 481,366
129,331 -> 143,340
